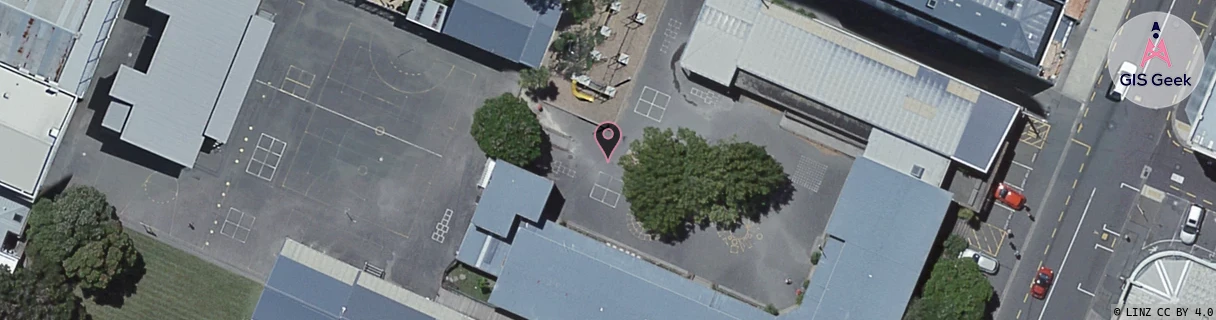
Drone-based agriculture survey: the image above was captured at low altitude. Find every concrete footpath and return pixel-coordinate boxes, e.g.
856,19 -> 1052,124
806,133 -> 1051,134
1060,0 -> 1132,103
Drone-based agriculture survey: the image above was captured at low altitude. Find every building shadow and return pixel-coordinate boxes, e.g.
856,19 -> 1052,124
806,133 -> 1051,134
526,129 -> 555,176
390,14 -> 524,71
83,75 -> 184,178
34,174 -> 73,201
535,187 -> 566,228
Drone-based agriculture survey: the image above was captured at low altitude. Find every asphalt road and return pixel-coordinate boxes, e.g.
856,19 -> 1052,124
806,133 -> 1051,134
992,0 -> 1216,319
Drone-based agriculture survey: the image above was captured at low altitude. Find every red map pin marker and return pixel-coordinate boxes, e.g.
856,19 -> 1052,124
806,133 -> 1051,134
595,122 -> 621,163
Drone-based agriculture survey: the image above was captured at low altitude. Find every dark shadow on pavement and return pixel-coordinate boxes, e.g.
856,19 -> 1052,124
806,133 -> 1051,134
527,129 -> 555,177
527,81 -> 560,102
537,186 -> 566,228
1194,153 -> 1216,182
84,75 -> 184,178
983,288 -> 1002,320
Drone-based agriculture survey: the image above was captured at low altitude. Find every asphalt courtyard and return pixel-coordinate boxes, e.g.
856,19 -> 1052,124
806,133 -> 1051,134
45,0 -> 515,295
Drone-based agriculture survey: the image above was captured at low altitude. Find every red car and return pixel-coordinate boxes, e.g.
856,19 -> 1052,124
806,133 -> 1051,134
1031,267 -> 1054,299
995,182 -> 1027,210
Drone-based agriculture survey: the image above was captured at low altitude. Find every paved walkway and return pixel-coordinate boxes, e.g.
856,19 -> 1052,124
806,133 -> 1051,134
1060,0 -> 1132,102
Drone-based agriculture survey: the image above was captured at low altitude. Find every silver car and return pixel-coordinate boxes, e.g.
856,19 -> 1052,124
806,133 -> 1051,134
960,248 -> 999,275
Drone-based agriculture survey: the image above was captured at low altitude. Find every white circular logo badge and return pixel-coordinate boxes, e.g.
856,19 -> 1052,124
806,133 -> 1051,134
1107,12 -> 1206,109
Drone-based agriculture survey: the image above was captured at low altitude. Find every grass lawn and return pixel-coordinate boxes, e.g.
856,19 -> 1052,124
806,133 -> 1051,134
83,232 -> 263,320
448,264 -> 494,302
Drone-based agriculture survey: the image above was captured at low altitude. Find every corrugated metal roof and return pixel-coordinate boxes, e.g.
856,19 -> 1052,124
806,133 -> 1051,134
471,162 -> 552,238
56,0 -> 124,95
253,239 -> 471,320
1187,41 -> 1216,156
441,0 -> 559,68
208,15 -> 273,144
455,223 -> 511,277
863,129 -> 951,186
0,2 -> 76,81
681,0 -> 1021,173
782,158 -> 951,320
108,0 -> 270,167
489,224 -> 775,320
868,0 -> 1059,59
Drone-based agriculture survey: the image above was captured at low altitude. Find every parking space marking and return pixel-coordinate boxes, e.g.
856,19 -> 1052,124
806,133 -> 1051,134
246,133 -> 287,181
432,209 -> 453,243
218,207 -> 255,243
963,221 -> 1007,256
633,86 -> 669,122
589,172 -> 623,208
1020,117 -> 1050,149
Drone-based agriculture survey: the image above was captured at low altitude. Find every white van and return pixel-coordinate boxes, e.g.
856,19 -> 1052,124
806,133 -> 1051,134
1181,204 -> 1205,245
1108,62 -> 1138,101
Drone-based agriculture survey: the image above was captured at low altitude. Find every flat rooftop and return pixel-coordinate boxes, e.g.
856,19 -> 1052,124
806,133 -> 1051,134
1185,40 -> 1216,157
0,64 -> 76,199
862,0 -> 1061,62
681,0 -> 1022,173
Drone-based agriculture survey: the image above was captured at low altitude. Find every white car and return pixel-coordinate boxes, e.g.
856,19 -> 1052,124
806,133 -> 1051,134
1108,61 -> 1138,101
1181,205 -> 1206,245
960,248 -> 999,275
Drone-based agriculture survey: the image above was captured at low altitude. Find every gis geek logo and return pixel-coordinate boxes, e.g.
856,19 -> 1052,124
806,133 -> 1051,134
1107,12 -> 1206,109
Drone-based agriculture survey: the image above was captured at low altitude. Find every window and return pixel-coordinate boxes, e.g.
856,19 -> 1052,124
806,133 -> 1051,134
910,165 -> 925,179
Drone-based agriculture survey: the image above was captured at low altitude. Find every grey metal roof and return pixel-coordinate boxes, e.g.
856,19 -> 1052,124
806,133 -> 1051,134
0,0 -> 92,32
57,0 -> 124,95
471,162 -> 552,238
102,101 -> 130,132
345,286 -> 436,320
781,158 -> 951,320
489,224 -> 775,320
859,0 -> 1060,60
455,223 -> 512,277
681,0 -> 1021,173
108,0 -> 271,167
863,129 -> 951,186
0,1 -> 76,82
208,15 -> 273,144
262,256 -> 353,318
441,0 -> 559,68
254,239 -> 470,320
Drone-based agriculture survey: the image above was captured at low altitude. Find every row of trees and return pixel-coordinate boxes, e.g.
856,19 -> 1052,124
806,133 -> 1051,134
0,186 -> 144,319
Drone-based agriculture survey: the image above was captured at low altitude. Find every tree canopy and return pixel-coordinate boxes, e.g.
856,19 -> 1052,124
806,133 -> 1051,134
519,67 -> 551,92
470,93 -> 545,167
620,127 -> 788,237
0,266 -> 86,320
27,186 -> 142,293
906,257 -> 993,320
563,0 -> 596,24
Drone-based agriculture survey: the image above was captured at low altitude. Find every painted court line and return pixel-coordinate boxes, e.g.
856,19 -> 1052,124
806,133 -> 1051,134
255,80 -> 442,158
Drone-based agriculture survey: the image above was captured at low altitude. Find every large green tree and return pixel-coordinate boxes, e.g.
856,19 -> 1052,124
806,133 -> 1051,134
0,266 -> 86,320
563,0 -> 596,24
27,186 -> 142,293
906,258 -> 993,320
620,127 -> 788,237
470,93 -> 545,167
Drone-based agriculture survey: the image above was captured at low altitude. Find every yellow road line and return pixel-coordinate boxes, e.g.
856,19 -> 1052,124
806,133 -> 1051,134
1205,199 -> 1213,205
1052,227 -> 1058,238
1065,195 -> 1072,206
1195,11 -> 1211,28
1044,244 -> 1051,255
1188,192 -> 1198,198
1090,91 -> 1096,101
1127,9 -> 1131,19
1072,139 -> 1092,155
1077,123 -> 1084,133
1171,185 -> 1183,191
1185,148 -> 1194,153
1085,107 -> 1090,118
1024,292 -> 1030,303
1079,163 -> 1085,173
1073,179 -> 1079,189
1017,310 -> 1022,319
1060,211 -> 1065,221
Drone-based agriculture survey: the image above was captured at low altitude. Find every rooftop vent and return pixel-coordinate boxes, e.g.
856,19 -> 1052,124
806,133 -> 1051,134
2,92 -> 8,99
926,0 -> 937,8
911,165 -> 925,179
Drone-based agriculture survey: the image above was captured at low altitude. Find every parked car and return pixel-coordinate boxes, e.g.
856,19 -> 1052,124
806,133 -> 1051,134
994,182 -> 1027,210
1031,267 -> 1055,299
1181,204 -> 1206,245
1108,61 -> 1137,101
959,248 -> 999,275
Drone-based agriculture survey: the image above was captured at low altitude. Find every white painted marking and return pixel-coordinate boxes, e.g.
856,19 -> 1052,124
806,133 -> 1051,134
1038,187 -> 1097,320
1076,283 -> 1096,297
1171,173 -> 1186,184
1102,224 -> 1122,237
1095,243 -> 1114,252
1011,160 -> 1034,171
1120,182 -> 1141,192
